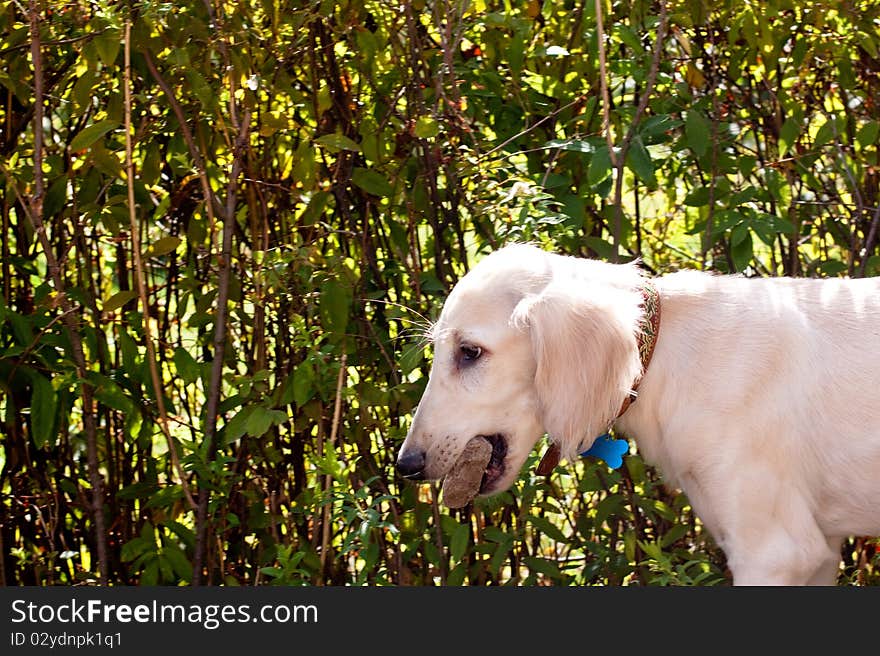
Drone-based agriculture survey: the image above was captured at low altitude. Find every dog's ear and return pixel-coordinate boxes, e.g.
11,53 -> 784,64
513,277 -> 643,460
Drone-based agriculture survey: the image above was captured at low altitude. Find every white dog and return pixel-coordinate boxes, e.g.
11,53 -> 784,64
396,243 -> 880,585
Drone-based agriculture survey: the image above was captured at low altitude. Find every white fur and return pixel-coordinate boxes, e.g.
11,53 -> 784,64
397,243 -> 880,585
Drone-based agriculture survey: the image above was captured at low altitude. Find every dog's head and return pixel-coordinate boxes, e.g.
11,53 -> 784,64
396,244 -> 644,496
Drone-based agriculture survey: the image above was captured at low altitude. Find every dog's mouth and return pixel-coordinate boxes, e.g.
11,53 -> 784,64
479,434 -> 508,494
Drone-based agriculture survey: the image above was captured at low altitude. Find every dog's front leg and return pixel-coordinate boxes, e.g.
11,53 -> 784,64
682,467 -> 841,585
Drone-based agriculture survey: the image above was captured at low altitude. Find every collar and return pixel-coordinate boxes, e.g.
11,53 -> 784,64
535,280 -> 661,476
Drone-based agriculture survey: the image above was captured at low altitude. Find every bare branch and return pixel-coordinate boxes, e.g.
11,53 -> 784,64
27,0 -> 109,585
124,20 -> 197,512
597,0 -> 668,262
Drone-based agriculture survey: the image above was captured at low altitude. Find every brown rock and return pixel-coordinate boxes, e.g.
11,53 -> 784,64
441,437 -> 492,509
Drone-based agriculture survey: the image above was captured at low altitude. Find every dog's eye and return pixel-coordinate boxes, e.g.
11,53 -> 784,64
460,344 -> 482,362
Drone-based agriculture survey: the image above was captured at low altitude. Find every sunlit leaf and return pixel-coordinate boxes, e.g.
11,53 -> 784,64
857,121 -> 879,150
315,133 -> 362,153
319,279 -> 352,337
352,168 -> 393,197
588,146 -> 612,186
30,374 -> 56,449
102,290 -> 138,313
144,236 -> 182,258
685,110 -> 710,157
625,136 -> 656,188
450,523 -> 470,562
414,116 -> 439,138
779,119 -> 800,156
69,120 -> 119,153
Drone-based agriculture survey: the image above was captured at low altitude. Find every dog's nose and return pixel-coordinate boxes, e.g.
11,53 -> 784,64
396,450 -> 426,479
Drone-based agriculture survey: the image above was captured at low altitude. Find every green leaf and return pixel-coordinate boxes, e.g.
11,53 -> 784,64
69,120 -> 119,153
163,521 -> 196,550
594,493 -> 623,527
561,194 -> 585,227
117,481 -> 157,501
450,522 -> 470,562
639,114 -> 681,144
858,31 -> 878,59
813,119 -> 836,149
314,133 -> 362,153
737,154 -> 757,177
482,526 -> 511,543
352,168 -> 393,197
615,24 -> 643,52
588,146 -> 611,186
816,259 -> 847,276
527,514 -> 567,543
684,186 -> 710,207
625,136 -> 656,188
43,176 -> 67,219
414,116 -> 439,139
161,542 -> 192,582
30,374 -> 56,449
71,71 -> 97,111
764,168 -> 790,205
102,290 -> 138,313
95,28 -> 121,67
522,71 -> 561,98
121,536 -> 154,563
522,556 -> 562,578
660,523 -> 690,548
731,222 -> 749,246
224,406 -> 254,444
399,342 -> 424,377
291,362 -> 315,406
142,558 -> 159,585
144,236 -> 182,258
299,191 -> 330,225
779,118 -> 800,156
173,347 -> 200,385
685,110 -> 710,157
259,566 -> 283,579
446,561 -> 466,586
857,121 -> 879,150
730,227 -> 753,272
185,70 -> 213,108
319,279 -> 352,336
144,485 -> 184,510
92,374 -> 135,414
245,406 -> 274,437
509,30 -> 525,74
638,540 -> 666,563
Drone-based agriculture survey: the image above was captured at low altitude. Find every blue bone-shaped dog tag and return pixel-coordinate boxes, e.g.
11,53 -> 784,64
580,434 -> 629,469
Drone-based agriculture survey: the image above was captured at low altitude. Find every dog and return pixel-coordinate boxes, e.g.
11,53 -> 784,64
396,243 -> 880,585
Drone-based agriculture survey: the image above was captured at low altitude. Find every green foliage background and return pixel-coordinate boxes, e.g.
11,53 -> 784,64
2,0 -> 879,586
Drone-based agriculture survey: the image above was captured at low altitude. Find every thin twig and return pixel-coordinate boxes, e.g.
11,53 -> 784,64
597,0 -> 668,261
595,0 -> 616,168
701,20 -> 721,269
123,21 -> 196,511
477,95 -> 589,163
0,27 -> 109,56
319,353 -> 348,582
142,50 -> 219,226
27,0 -> 109,585
192,8 -> 252,581
857,202 -> 880,278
